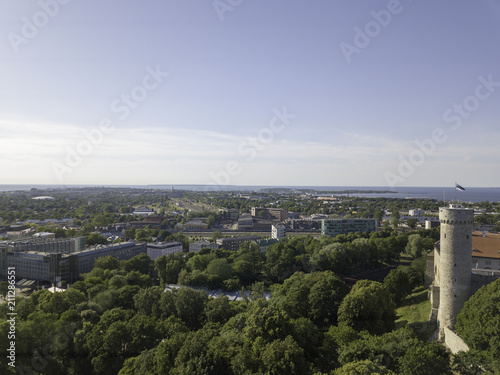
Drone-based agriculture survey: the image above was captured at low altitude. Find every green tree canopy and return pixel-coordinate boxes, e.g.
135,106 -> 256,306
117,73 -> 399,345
456,278 -> 500,372
338,280 -> 396,335
86,232 -> 108,246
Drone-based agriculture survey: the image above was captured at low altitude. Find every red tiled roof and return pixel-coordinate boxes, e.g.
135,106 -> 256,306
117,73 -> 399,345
472,231 -> 500,259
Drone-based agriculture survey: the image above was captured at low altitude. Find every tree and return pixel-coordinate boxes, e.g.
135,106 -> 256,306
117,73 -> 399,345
119,206 -> 132,214
407,218 -> 419,229
456,278 -> 500,372
82,223 -> 96,234
405,234 -> 424,258
383,266 -> 413,305
307,271 -> 349,327
158,229 -> 171,239
338,280 -> 396,335
0,281 -> 8,298
232,241 -> 265,286
133,287 -> 163,317
211,229 -> 223,241
172,325 -> 230,375
86,233 -> 108,246
54,228 -> 66,238
205,295 -> 235,324
272,272 -> 311,319
126,314 -> 162,355
124,228 -> 136,240
391,211 -> 400,228
155,253 -> 185,286
398,342 -> 450,375
310,243 -> 348,275
174,287 -> 207,329
121,253 -> 151,275
93,214 -> 110,228
206,258 -> 232,280
243,300 -> 290,343
334,360 -> 395,375
134,229 -> 149,242
94,256 -> 120,270
206,214 -> 216,227
260,336 -> 309,375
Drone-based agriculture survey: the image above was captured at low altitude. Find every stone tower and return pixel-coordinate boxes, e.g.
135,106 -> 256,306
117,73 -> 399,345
437,204 -> 474,337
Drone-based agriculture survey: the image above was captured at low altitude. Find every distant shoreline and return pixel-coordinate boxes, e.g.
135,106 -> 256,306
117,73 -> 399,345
0,184 -> 498,203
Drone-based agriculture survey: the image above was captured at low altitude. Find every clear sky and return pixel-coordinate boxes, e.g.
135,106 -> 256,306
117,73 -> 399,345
1,0 -> 499,188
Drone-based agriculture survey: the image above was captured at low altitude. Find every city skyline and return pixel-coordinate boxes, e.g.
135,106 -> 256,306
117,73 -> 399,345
1,1 -> 500,187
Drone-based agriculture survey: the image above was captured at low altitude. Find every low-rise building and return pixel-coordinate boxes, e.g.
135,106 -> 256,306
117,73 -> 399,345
177,219 -> 209,231
217,235 -> 261,251
133,206 -> 154,216
147,241 -> 183,260
3,240 -> 146,283
471,231 -> 500,271
227,209 -> 239,221
0,236 -> 86,278
290,219 -> 321,231
237,215 -> 253,230
255,238 -> 279,252
251,207 -> 288,221
76,242 -> 147,275
409,209 -> 425,217
425,220 -> 440,229
271,224 -> 285,240
7,227 -> 36,237
189,239 -> 219,253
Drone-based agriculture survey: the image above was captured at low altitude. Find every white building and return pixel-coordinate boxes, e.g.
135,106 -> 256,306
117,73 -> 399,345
189,239 -> 219,253
409,209 -> 425,217
271,224 -> 285,240
147,241 -> 183,260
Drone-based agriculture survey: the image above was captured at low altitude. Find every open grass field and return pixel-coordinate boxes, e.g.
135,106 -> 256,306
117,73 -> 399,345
396,287 -> 436,340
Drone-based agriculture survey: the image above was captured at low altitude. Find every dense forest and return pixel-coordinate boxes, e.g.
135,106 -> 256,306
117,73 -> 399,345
3,229 -> 496,375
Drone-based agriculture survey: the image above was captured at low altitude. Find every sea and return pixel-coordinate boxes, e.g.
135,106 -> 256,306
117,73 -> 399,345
1,184 -> 499,203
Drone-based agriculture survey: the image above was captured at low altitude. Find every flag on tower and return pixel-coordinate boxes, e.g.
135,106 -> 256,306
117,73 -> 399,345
455,183 -> 465,191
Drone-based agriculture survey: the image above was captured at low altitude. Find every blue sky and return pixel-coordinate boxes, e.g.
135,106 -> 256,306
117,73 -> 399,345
1,0 -> 499,187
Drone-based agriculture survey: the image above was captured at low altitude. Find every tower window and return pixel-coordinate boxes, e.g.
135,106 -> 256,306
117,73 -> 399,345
444,233 -> 446,238
467,235 -> 469,239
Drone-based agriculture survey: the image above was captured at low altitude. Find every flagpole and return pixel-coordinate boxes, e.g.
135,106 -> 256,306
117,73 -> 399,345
454,182 -> 457,202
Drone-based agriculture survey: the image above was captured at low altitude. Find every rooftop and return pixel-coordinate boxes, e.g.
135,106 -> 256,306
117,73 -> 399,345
472,231 -> 500,259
